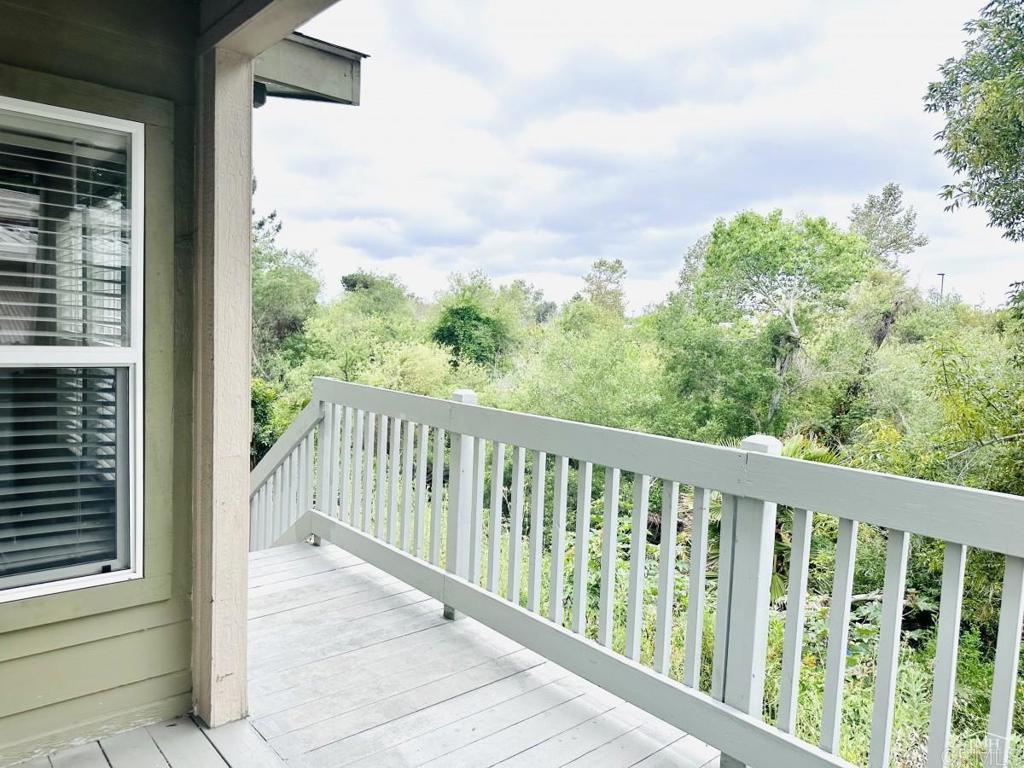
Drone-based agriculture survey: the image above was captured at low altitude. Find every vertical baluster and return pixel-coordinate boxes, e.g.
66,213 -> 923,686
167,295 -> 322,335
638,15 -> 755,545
253,487 -> 262,551
362,412 -> 375,531
374,415 -> 389,540
710,493 -> 734,702
778,507 -> 813,732
550,455 -> 569,625
289,447 -> 299,524
304,431 -> 315,514
820,517 -> 859,754
527,450 -> 547,613
597,467 -> 621,648
387,416 -> 400,543
276,458 -> 286,532
351,410 -> 364,527
414,424 -> 429,557
683,487 -> 711,689
249,494 -> 258,551
338,406 -> 353,522
296,441 -> 306,518
507,446 -> 526,604
327,405 -> 341,518
926,542 -> 967,768
625,473 -> 651,661
430,428 -> 446,565
869,529 -> 910,768
987,555 -> 1024,768
468,437 -> 486,584
654,480 -> 679,675
283,456 -> 294,536
402,420 -> 415,551
266,483 -> 274,548
487,442 -> 506,591
292,443 -> 303,524
571,461 -> 593,634
317,402 -> 336,515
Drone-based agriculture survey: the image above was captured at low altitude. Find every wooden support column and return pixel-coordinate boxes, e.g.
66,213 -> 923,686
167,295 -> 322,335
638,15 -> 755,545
192,46 -> 254,728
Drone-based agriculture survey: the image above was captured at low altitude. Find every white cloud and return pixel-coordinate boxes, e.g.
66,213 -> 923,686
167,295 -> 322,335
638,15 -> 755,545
252,0 -> 1019,314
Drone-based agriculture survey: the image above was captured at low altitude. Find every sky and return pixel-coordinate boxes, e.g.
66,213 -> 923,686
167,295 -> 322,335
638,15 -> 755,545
252,0 -> 1021,313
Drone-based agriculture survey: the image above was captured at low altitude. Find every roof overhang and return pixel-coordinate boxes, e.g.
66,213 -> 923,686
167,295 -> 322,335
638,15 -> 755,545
253,32 -> 367,106
199,0 -> 340,56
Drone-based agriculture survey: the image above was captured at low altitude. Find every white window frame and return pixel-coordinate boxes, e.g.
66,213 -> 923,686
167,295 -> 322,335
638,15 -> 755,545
0,95 -> 145,603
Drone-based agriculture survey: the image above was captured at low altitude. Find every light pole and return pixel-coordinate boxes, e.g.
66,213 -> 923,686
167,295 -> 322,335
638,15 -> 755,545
937,272 -> 946,299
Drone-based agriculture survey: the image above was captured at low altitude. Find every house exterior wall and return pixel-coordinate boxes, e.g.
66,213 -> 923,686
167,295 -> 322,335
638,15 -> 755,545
0,2 -> 199,761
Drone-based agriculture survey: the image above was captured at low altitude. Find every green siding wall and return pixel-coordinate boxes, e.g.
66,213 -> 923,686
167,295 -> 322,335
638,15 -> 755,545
0,2 -> 198,762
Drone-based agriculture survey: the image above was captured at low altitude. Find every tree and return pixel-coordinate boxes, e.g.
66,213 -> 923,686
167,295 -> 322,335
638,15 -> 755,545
299,276 -> 417,383
1005,280 -> 1024,368
340,270 -> 413,317
507,314 -> 666,433
499,279 -> 557,324
432,303 -> 511,368
925,0 -> 1024,240
652,303 -> 781,440
677,236 -> 710,301
581,258 -> 627,315
802,270 -> 920,445
692,211 -> 875,427
251,212 -> 320,378
848,183 -> 928,266
250,377 -> 279,467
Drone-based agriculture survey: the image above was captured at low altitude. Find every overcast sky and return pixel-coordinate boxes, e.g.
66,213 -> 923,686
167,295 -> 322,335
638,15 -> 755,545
252,0 -> 1020,313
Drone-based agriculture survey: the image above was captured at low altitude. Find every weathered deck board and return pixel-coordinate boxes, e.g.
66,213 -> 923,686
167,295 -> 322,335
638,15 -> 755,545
248,541 -> 718,768
18,543 -> 717,768
200,719 -> 285,768
22,717 -> 283,768
47,743 -> 108,768
144,719 -> 227,768
99,727 -> 169,767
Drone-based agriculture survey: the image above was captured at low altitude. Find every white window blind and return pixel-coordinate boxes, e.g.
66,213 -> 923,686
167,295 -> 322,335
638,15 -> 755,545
0,97 -> 143,597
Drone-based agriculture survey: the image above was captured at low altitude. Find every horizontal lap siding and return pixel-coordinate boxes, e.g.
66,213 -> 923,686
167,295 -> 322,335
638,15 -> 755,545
0,1 -> 197,762
0,672 -> 193,755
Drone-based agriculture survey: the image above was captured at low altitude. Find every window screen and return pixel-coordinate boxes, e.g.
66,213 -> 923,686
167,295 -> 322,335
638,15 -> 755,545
0,97 -> 141,595
0,367 -> 128,587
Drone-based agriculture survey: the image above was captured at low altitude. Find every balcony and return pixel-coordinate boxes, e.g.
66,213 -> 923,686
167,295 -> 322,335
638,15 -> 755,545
243,377 -> 1024,768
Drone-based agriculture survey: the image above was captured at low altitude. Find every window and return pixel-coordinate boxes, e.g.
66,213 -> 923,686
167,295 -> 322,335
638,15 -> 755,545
0,96 -> 144,600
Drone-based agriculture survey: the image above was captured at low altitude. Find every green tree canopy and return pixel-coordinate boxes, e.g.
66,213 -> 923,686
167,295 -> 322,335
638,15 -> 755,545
340,270 -> 414,317
688,211 -> 875,427
693,211 -> 874,327
581,258 -> 628,315
432,302 -> 512,368
251,212 -> 321,378
925,0 -> 1024,240
848,183 -> 928,266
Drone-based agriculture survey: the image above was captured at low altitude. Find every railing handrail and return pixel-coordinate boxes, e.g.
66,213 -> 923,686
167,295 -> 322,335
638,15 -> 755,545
251,380 -> 1024,768
250,400 -> 321,494
311,376 -> 1024,558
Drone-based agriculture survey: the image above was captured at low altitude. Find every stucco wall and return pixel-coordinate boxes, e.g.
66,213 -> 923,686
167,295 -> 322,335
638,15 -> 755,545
0,2 -> 198,761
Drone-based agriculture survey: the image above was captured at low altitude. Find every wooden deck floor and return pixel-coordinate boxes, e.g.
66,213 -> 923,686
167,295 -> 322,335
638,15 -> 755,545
14,717 -> 281,768
22,542 -> 718,767
246,541 -> 719,768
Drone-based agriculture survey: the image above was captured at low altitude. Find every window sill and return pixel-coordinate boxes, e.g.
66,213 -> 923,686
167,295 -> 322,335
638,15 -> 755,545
0,567 -> 142,605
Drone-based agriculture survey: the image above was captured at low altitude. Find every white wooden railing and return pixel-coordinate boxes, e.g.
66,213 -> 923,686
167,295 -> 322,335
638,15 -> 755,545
249,377 -> 1024,768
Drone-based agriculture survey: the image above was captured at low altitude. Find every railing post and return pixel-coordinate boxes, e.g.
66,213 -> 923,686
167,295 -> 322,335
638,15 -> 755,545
316,398 -> 334,515
444,389 -> 477,619
714,434 -> 782,768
